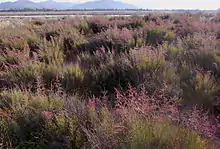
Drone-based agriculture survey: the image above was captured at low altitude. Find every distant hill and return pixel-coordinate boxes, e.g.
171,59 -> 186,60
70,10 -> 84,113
72,0 -> 137,9
0,0 -> 76,10
0,0 -> 40,10
0,0 -> 137,10
37,0 -> 74,9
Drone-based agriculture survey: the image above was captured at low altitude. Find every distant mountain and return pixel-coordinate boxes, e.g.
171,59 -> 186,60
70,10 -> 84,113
0,0 -> 40,10
0,0 -> 76,10
0,0 -> 137,10
72,0 -> 137,9
37,0 -> 74,9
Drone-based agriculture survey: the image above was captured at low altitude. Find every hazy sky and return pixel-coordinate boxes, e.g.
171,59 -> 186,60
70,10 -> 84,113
125,0 -> 220,10
0,0 -> 219,10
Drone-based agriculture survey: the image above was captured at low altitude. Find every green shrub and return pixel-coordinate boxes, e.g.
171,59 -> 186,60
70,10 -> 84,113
45,31 -> 60,41
40,63 -> 61,87
40,41 -> 64,65
88,21 -> 108,34
7,63 -> 42,85
137,38 -> 144,48
0,111 -> 85,149
0,93 -> 88,149
62,64 -> 85,93
135,48 -> 165,72
75,19 -> 89,34
104,27 -> 134,53
7,39 -> 25,51
182,37 -> 200,50
88,55 -> 138,96
0,54 -> 19,66
194,52 -> 220,72
0,89 -> 64,112
129,20 -> 145,29
0,89 -> 29,111
164,44 -> 183,61
63,37 -> 88,56
146,29 -> 176,46
123,119 -> 210,149
27,37 -> 41,52
119,20 -> 145,29
181,71 -> 218,109
33,20 -> 44,26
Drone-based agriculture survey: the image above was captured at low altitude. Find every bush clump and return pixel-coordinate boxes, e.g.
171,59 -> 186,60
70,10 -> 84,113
146,29 -> 176,46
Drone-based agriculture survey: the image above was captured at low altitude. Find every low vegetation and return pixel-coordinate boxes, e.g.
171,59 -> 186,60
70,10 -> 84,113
0,13 -> 220,149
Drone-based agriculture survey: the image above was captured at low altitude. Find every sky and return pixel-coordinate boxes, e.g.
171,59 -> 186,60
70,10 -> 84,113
0,0 -> 219,10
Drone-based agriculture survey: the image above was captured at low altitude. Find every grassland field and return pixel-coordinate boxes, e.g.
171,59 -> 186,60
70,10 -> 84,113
0,11 -> 220,149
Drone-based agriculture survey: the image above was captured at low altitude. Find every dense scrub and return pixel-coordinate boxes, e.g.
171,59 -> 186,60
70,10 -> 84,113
0,13 -> 220,149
